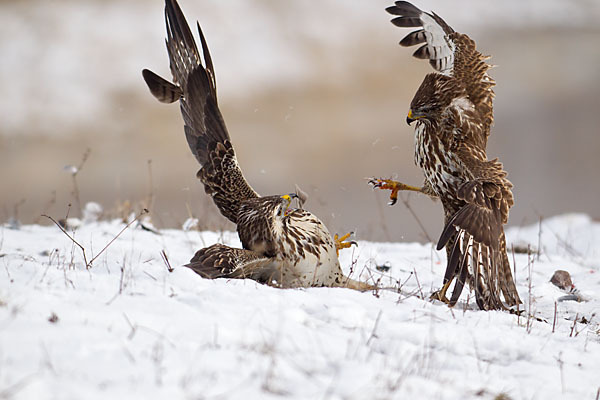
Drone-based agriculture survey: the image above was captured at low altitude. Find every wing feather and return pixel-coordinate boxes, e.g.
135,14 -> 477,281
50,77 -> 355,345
387,2 -> 454,74
386,1 -> 495,134
143,0 -> 259,223
185,244 -> 274,281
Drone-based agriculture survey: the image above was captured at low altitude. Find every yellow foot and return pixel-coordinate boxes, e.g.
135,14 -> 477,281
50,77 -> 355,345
367,178 -> 423,206
334,232 -> 357,256
430,279 -> 453,305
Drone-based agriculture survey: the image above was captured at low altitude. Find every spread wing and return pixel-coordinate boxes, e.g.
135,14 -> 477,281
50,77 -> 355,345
185,244 -> 275,281
143,0 -> 258,223
387,1 -> 495,137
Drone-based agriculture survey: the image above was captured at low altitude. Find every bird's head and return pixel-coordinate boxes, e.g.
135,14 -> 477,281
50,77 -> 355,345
406,73 -> 461,125
278,193 -> 298,217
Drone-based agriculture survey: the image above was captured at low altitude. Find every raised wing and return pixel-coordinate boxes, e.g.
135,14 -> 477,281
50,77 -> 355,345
386,1 -> 455,73
387,1 -> 496,135
143,0 -> 258,223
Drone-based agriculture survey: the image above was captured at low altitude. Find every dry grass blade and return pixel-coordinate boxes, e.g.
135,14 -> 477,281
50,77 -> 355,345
413,267 -> 424,300
42,214 -> 89,267
69,148 -> 91,216
569,313 -> 578,337
552,301 -> 557,333
43,208 -> 148,269
399,192 -> 433,244
88,209 -> 149,266
161,250 -> 174,273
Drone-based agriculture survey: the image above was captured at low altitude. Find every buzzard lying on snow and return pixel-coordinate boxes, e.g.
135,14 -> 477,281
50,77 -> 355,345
370,2 -> 521,310
143,0 -> 371,291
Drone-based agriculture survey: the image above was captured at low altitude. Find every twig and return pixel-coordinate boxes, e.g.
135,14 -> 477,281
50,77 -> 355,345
145,159 -> 154,212
463,292 -> 470,315
123,313 -> 137,340
366,311 -> 382,346
526,245 -> 534,333
42,214 -> 89,267
70,148 -> 91,216
161,250 -> 174,273
556,351 -> 565,394
33,191 -> 56,224
119,262 -> 125,294
0,373 -> 37,399
143,271 -> 157,281
399,192 -> 433,243
11,198 -> 26,224
43,208 -> 148,269
372,192 -> 392,242
413,267 -> 424,300
569,313 -> 578,337
87,209 -> 149,266
552,301 -> 557,333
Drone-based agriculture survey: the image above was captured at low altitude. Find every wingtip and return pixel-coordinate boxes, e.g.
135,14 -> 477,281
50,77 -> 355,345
386,1 -> 422,17
385,5 -> 398,15
142,68 -> 182,104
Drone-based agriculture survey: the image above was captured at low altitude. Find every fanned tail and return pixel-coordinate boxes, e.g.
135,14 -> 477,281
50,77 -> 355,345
440,211 -> 521,310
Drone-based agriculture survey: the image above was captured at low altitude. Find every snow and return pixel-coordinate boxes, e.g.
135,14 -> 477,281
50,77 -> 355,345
1,213 -> 598,399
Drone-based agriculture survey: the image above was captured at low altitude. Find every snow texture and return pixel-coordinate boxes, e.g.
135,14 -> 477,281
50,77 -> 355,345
0,213 -> 598,399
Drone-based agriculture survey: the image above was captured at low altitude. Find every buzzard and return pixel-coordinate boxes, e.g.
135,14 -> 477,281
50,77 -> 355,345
143,0 -> 371,291
370,2 -> 521,310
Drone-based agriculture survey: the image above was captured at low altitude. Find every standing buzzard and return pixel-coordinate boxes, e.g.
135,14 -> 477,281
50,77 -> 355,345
142,0 -> 371,291
370,2 -> 521,310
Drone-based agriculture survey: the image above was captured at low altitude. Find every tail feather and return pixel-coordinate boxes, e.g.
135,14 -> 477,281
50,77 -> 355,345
441,228 -> 521,310
498,233 -> 521,305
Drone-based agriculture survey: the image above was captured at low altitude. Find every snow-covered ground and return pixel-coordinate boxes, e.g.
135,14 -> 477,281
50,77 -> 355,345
0,212 -> 598,399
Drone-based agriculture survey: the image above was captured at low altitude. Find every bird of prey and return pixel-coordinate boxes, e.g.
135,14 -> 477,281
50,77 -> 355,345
142,0 -> 371,291
370,2 -> 521,310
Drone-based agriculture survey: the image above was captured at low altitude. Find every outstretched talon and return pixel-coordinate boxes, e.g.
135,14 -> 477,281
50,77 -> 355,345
430,279 -> 453,305
367,178 -> 423,206
334,232 -> 357,256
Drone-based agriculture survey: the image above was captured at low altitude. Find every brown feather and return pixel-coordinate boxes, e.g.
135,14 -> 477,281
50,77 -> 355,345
142,69 -> 182,103
144,0 -> 372,292
387,1 -> 521,310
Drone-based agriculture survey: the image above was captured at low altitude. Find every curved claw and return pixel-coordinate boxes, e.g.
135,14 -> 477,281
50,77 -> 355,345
368,178 -> 400,206
429,290 -> 451,304
368,177 -> 424,206
367,177 -> 384,189
430,279 -> 454,306
334,232 -> 357,256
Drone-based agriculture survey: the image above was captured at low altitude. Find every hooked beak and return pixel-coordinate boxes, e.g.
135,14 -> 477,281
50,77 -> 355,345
281,193 -> 298,202
406,109 -> 416,125
280,193 -> 298,217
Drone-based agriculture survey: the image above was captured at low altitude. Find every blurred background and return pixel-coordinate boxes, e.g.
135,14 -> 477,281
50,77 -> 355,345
1,0 -> 599,243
